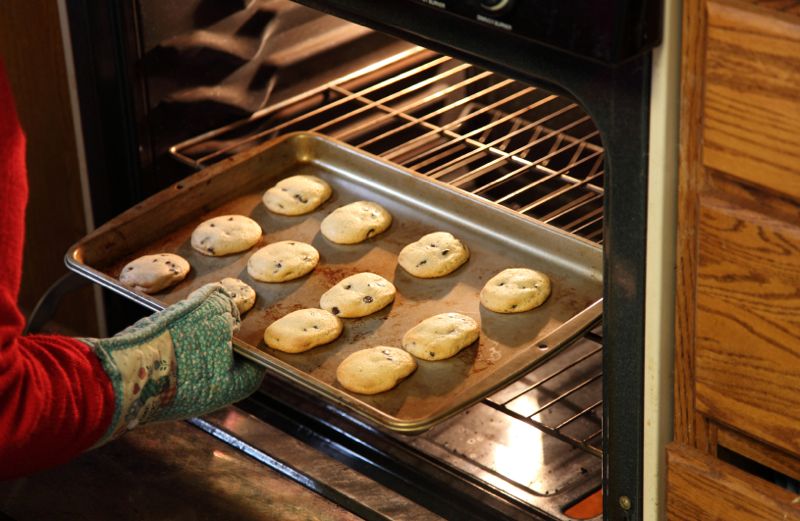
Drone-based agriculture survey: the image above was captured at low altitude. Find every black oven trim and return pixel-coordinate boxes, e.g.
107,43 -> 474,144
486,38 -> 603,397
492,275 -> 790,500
65,0 -> 147,225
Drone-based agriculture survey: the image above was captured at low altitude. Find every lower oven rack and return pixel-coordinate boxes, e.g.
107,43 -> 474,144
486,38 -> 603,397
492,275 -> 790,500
170,46 -> 604,519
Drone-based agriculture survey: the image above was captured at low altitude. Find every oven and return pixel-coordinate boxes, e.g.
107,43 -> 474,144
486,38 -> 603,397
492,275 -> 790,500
54,1 -> 680,519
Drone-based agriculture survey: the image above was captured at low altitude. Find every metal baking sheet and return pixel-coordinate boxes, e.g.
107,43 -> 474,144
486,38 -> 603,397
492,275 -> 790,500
66,132 -> 602,433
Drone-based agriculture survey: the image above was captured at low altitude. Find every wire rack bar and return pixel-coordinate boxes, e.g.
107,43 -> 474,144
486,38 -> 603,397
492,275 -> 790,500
525,372 -> 603,418
491,345 -> 602,407
554,399 -> 603,431
466,129 -> 600,195
328,70 -> 497,141
482,400 -> 603,458
198,54 -> 455,164
383,95 -> 559,164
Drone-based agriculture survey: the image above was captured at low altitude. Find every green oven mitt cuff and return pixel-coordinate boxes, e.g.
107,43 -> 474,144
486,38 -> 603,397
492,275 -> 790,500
81,284 -> 264,444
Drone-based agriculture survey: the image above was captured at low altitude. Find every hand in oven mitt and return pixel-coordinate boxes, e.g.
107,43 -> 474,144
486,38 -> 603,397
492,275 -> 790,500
81,283 -> 264,444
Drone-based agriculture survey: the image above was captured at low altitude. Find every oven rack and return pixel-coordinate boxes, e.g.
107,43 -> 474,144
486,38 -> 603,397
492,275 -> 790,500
172,47 -> 605,244
483,330 -> 603,458
169,46 -> 605,502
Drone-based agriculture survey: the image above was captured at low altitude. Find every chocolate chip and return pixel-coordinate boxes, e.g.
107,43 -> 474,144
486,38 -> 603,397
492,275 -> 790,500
152,259 -> 158,263
344,284 -> 351,290
331,307 -> 340,315
303,328 -> 307,332
417,260 -> 427,267
126,266 -> 134,271
210,223 -> 215,227
511,304 -> 517,309
281,188 -> 288,192
429,351 -> 436,357
498,282 -> 505,286
313,325 -> 319,329
207,247 -> 215,254
362,296 -> 373,304
442,249 -> 450,255
228,217 -> 233,221
289,242 -> 295,245
430,243 -> 436,247
230,293 -> 237,298
293,194 -> 308,203
278,203 -> 284,208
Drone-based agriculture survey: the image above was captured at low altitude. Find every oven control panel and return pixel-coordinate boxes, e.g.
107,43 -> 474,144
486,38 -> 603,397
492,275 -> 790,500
411,0 -> 662,63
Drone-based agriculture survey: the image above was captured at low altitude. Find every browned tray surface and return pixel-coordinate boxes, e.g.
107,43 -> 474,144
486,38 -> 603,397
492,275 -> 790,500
67,132 -> 602,433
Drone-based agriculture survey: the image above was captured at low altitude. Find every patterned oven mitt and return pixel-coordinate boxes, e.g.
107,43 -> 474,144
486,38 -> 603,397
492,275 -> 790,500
81,284 -> 264,443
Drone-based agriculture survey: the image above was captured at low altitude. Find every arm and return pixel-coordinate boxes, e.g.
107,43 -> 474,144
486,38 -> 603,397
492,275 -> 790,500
0,59 -> 116,479
0,61 -> 264,480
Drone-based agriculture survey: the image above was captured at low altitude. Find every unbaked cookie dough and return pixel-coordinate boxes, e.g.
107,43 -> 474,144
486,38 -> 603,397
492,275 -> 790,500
262,175 -> 332,216
219,277 -> 257,314
320,201 -> 392,244
398,231 -> 469,278
191,215 -> 262,257
479,268 -> 551,313
119,253 -> 190,294
336,346 -> 417,395
319,272 -> 396,318
247,241 -> 319,282
264,308 -> 343,354
402,312 -> 479,361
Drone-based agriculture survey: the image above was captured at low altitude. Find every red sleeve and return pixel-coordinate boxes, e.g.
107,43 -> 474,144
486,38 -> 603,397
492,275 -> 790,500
0,59 -> 116,480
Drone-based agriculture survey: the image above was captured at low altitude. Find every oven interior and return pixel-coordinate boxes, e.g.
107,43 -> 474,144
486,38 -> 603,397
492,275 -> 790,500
95,1 -> 612,519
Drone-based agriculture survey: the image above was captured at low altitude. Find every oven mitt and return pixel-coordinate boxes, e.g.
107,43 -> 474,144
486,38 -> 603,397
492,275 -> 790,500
80,283 -> 264,444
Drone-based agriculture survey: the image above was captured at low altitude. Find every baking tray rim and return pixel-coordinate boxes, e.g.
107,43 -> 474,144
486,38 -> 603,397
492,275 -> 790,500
65,131 -> 604,433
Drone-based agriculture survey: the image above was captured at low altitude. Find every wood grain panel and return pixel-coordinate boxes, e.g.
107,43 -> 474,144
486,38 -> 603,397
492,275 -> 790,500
750,0 -> 800,17
702,0 -> 800,200
675,0 -> 709,447
718,426 -> 800,482
667,443 -> 800,520
694,194 -> 800,454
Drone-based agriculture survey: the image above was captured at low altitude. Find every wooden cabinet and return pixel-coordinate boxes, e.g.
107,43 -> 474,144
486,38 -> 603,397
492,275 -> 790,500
702,0 -> 800,199
671,0 -> 800,518
695,194 -> 800,454
668,444 -> 800,521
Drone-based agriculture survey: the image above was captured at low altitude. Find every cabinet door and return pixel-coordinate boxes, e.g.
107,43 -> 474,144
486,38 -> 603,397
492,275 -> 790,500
675,2 -> 800,516
667,443 -> 800,520
702,0 -> 800,200
694,194 -> 800,455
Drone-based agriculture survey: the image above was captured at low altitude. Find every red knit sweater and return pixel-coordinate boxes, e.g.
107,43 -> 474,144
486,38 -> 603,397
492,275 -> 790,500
0,60 -> 115,480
